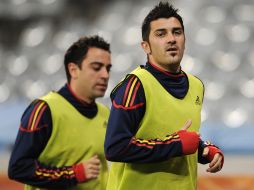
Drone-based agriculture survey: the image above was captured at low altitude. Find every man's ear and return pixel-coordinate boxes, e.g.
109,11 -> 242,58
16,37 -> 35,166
141,41 -> 151,54
68,62 -> 79,80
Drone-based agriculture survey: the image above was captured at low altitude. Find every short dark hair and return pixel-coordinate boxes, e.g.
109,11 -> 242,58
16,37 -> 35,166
141,2 -> 184,41
64,35 -> 110,83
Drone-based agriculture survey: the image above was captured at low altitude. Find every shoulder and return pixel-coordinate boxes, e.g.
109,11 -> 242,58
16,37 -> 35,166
20,99 -> 50,131
110,74 -> 142,100
110,73 -> 146,109
186,73 -> 204,90
23,99 -> 49,116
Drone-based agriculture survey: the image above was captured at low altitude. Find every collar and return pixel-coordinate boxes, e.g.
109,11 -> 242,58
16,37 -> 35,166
57,83 -> 98,118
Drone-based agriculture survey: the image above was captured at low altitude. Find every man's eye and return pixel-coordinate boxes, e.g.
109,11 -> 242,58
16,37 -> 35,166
92,66 -> 101,71
155,32 -> 165,37
174,30 -> 182,35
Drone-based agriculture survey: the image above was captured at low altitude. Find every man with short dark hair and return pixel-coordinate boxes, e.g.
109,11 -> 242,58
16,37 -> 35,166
104,2 -> 224,190
8,35 -> 112,190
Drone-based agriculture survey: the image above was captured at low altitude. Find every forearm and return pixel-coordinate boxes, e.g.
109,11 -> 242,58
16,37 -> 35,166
8,158 -> 78,188
105,136 -> 183,163
105,119 -> 199,163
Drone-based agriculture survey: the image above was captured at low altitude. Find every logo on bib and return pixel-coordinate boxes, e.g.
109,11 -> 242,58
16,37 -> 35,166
195,96 -> 201,105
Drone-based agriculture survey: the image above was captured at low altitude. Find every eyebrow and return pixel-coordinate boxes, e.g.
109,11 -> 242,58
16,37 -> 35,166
173,27 -> 183,31
90,62 -> 112,68
154,28 -> 166,32
154,27 -> 183,32
90,62 -> 103,66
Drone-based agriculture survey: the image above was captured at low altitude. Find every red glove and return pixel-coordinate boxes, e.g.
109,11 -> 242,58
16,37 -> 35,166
177,130 -> 200,155
206,145 -> 224,168
73,163 -> 87,183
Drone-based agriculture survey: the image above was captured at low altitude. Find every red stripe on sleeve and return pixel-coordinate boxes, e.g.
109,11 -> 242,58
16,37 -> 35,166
130,135 -> 181,149
27,101 -> 41,130
122,76 -> 135,105
32,105 -> 47,131
19,124 -> 48,132
113,100 -> 144,110
130,82 -> 140,107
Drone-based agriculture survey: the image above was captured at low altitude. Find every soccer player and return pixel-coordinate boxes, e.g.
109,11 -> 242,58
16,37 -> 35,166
104,2 -> 224,190
8,35 -> 112,190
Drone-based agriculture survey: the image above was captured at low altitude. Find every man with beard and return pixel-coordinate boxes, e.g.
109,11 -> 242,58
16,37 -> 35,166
104,2 -> 224,190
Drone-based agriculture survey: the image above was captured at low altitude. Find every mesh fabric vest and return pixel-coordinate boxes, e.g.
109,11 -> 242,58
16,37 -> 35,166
106,67 -> 204,190
25,92 -> 109,190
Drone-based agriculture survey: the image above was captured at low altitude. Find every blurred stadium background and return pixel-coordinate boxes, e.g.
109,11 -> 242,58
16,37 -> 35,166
0,0 -> 254,189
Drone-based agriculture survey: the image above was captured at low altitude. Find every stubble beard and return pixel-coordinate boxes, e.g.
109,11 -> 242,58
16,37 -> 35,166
164,55 -> 181,72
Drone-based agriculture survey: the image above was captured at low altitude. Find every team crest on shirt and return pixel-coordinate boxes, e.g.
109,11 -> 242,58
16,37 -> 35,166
195,96 -> 201,105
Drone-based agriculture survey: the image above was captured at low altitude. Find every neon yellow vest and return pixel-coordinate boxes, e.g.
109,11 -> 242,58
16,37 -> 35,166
25,92 -> 109,190
107,67 -> 204,190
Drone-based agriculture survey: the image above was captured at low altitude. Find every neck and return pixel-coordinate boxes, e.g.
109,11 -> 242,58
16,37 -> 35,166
67,83 -> 94,104
149,61 -> 181,74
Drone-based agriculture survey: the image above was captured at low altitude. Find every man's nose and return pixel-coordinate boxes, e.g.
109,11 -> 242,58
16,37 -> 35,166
101,67 -> 109,79
167,33 -> 176,44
